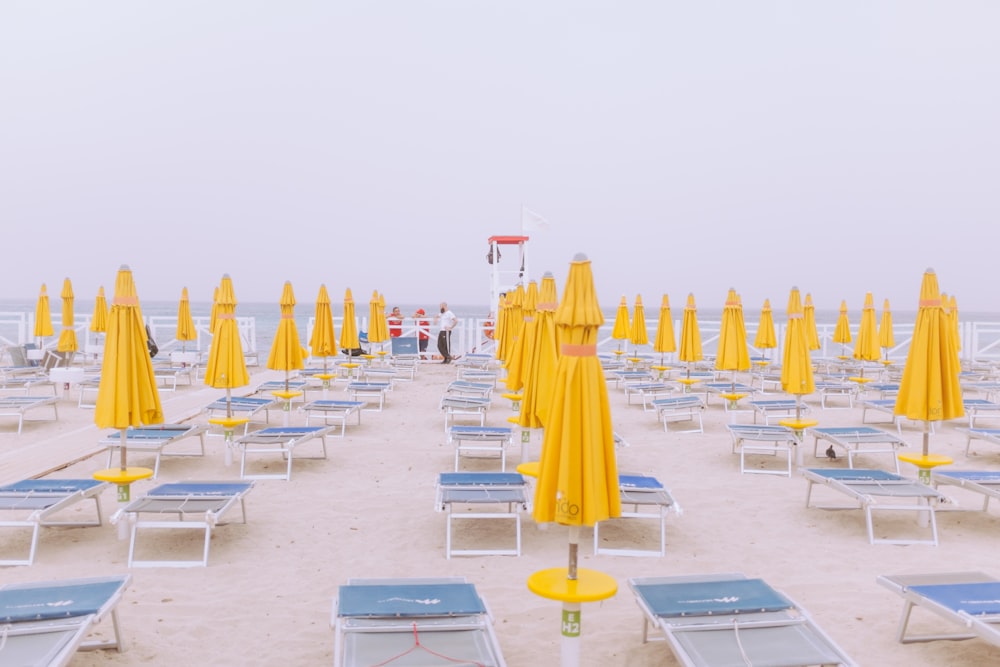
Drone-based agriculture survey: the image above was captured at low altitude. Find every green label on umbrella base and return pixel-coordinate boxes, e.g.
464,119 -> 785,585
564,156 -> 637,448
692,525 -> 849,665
918,468 -> 931,485
561,609 -> 581,637
521,430 -> 530,444
117,484 -> 130,503
512,401 -> 520,412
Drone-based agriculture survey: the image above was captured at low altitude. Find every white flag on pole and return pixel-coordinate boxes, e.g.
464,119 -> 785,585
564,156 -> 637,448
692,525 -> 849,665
521,206 -> 550,233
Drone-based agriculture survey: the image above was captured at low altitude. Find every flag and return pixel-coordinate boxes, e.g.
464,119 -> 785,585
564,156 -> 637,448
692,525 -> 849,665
521,206 -> 550,232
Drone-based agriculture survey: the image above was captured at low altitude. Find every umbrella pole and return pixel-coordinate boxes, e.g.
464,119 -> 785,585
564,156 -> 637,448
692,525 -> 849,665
562,525 -> 581,667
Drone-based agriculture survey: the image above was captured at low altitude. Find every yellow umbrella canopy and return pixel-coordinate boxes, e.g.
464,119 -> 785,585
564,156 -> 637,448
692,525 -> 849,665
209,286 -> 220,335
56,277 -> 77,353
611,296 -> 630,351
520,272 -> 559,429
310,284 -> 338,363
367,290 -> 390,345
780,287 -> 815,421
852,291 -> 880,364
501,283 -> 526,369
95,265 -> 164,469
34,283 -> 54,339
203,274 -> 250,407
629,294 -> 648,351
90,286 -> 109,334
678,293 -> 703,366
833,300 -> 852,354
803,293 -> 821,351
339,287 -> 360,351
493,292 -> 509,361
505,279 -> 538,392
176,287 -> 198,348
949,294 -> 961,352
534,253 -> 620,527
714,288 -> 750,375
753,298 -> 777,352
895,269 -> 964,457
652,294 -> 676,361
878,298 -> 895,359
267,281 -> 306,382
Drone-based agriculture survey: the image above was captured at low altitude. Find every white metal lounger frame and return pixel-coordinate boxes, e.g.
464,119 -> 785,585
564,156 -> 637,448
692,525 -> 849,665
877,571 -> 1000,646
112,481 -> 254,568
726,424 -> 798,476
435,473 -> 529,558
749,398 -> 811,424
345,382 -> 390,412
802,468 -> 946,546
0,574 -> 131,664
299,400 -> 365,434
807,426 -> 908,474
440,395 -> 491,431
331,577 -> 507,667
594,474 -> 680,557
628,573 -> 858,667
651,396 -> 704,434
0,396 -> 59,434
448,426 -> 514,472
931,469 -> 1000,512
234,426 -> 333,480
0,480 -> 107,566
99,424 -> 207,479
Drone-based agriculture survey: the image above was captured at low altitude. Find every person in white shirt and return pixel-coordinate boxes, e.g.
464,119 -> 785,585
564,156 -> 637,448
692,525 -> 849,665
436,302 -> 457,363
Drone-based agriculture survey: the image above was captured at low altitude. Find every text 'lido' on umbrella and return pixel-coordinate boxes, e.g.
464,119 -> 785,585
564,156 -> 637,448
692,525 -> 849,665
529,253 -> 619,667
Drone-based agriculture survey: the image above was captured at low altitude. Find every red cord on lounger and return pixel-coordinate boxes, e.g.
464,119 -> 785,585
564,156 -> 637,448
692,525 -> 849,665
368,622 -> 487,667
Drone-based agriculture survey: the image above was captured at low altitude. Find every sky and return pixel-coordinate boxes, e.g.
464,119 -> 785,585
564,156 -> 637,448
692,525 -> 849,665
2,2 -> 999,315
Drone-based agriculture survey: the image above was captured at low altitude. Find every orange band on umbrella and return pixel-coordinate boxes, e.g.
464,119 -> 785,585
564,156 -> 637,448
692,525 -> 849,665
788,313 -> 803,319
561,344 -> 597,357
281,314 -> 294,319
217,313 -> 235,320
536,302 -> 557,310
920,299 -> 942,307
112,296 -> 138,306
725,300 -> 739,306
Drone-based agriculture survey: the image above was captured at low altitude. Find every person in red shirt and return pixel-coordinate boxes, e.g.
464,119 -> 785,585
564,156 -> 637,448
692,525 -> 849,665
388,306 -> 403,338
414,308 -> 430,356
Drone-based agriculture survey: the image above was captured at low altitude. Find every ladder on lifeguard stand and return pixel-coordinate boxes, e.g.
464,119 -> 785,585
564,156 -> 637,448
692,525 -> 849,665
487,235 -> 529,311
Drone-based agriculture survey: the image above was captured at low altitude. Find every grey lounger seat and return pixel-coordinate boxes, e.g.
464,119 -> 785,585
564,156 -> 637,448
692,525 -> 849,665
594,473 -> 680,557
435,472 -> 529,558
233,426 -> 332,480
99,423 -> 207,478
807,426 -> 908,473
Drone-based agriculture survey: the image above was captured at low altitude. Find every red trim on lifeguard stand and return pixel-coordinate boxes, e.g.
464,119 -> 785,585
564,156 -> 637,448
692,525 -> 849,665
488,235 -> 530,244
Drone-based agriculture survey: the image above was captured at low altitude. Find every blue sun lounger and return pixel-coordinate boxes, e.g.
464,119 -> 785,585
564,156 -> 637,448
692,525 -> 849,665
807,426 -> 908,473
628,573 -> 857,666
650,395 -> 705,434
931,469 -> 1000,512
332,578 -> 507,667
877,571 -> 1000,647
594,473 -> 681,557
0,574 -> 131,665
345,382 -> 391,411
448,425 -> 514,471
0,395 -> 59,434
299,399 -> 365,435
233,426 -> 333,480
749,398 -> 810,424
0,478 -> 108,566
445,380 -> 495,398
99,424 -> 208,479
802,468 -> 947,545
960,427 -> 1000,456
964,398 -> 1000,428
726,424 -> 799,476
435,472 -> 530,558
112,480 -> 254,567
204,395 -> 279,434
440,395 -> 491,430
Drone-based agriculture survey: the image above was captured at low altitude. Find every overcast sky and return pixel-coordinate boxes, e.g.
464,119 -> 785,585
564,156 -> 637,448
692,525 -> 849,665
2,2 -> 998,314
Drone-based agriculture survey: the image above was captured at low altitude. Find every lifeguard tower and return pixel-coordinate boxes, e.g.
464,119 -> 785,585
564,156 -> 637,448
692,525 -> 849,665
487,235 -> 530,310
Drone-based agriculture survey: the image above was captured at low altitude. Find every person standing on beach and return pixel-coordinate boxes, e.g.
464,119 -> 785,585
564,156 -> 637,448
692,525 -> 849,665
414,308 -> 430,357
388,306 -> 403,338
436,302 -> 457,363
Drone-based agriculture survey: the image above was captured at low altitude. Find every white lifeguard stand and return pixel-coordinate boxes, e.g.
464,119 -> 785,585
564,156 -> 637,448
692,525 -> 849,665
487,235 -> 530,310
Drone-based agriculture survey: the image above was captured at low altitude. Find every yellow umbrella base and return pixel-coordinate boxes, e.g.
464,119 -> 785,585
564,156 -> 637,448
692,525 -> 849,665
898,453 -> 953,483
528,567 -> 617,604
93,467 -> 154,484
208,417 -> 250,429
271,390 -> 303,400
517,461 -> 540,478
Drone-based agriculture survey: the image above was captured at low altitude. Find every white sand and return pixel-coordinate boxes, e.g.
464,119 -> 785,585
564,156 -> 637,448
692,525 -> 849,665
1,361 -> 997,666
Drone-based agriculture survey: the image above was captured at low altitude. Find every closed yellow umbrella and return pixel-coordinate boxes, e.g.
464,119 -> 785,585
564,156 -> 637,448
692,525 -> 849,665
754,298 -> 777,360
895,269 -> 964,460
340,288 -> 360,352
781,287 -> 815,422
310,284 -> 337,368
678,293 -> 703,385
611,296 -> 630,353
267,281 -> 306,383
57,278 -> 77,353
506,280 -> 538,393
520,272 -> 558,430
715,288 -> 751,392
949,294 -> 961,352
493,293 -> 508,361
367,290 -> 390,348
176,287 -> 197,352
501,283 -> 525,368
629,294 -> 648,354
95,265 -> 164,469
652,294 -> 676,365
34,284 -> 54,343
530,253 -> 619,665
203,274 -> 250,409
852,292 -> 881,371
90,286 -> 108,335
209,286 -> 220,335
833,300 -> 852,357
878,298 -> 895,362
803,293 -> 821,351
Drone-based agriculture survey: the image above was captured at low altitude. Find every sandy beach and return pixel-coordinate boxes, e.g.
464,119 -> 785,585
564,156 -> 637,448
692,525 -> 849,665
1,357 -> 997,667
